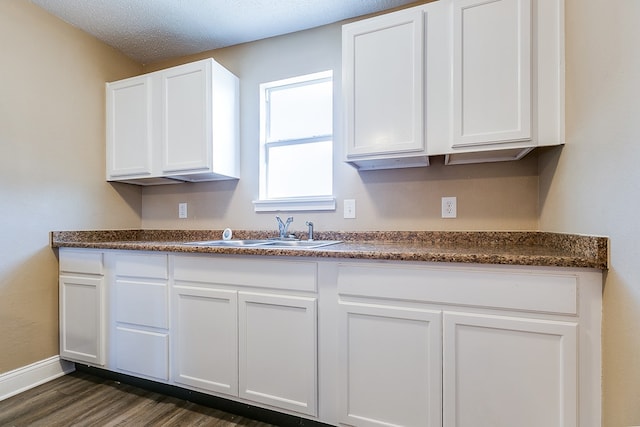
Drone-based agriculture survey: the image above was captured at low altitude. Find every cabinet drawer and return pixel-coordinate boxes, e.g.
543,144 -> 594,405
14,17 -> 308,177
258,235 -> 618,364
115,280 -> 168,328
115,326 -> 169,381
115,252 -> 168,279
337,263 -> 578,315
174,255 -> 317,292
59,249 -> 103,275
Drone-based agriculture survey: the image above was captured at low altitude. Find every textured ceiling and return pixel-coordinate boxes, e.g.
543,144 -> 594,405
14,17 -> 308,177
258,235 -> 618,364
31,0 -> 420,64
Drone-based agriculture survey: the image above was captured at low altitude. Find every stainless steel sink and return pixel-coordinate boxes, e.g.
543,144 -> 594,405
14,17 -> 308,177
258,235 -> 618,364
185,239 -> 341,249
266,240 -> 342,249
185,239 -> 272,247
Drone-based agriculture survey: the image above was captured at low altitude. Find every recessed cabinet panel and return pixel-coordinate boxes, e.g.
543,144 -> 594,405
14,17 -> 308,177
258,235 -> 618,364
238,292 -> 317,416
115,326 -> 169,381
443,312 -> 577,427
115,280 -> 168,329
59,275 -> 104,365
106,78 -> 152,178
172,286 -> 238,395
351,16 -> 422,154
343,7 -> 428,169
162,63 -> 210,173
339,302 -> 442,427
452,0 -> 532,147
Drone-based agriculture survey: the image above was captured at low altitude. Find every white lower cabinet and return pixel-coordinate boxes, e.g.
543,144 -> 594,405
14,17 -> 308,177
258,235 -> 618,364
59,250 -> 601,427
335,261 -> 602,427
171,254 -> 318,417
443,312 -> 577,427
338,301 -> 442,426
59,248 -> 105,366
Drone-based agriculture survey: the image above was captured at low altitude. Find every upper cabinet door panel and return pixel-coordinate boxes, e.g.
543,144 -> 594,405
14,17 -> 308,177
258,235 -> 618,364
453,0 -> 532,147
343,8 -> 425,157
106,77 -> 153,178
161,61 -> 212,173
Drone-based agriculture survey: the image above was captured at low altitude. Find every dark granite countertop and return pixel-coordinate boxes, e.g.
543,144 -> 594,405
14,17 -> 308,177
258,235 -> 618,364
50,229 -> 609,270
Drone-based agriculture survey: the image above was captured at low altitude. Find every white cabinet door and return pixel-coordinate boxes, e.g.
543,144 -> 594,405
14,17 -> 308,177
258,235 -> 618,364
238,292 -> 317,416
343,7 -> 427,169
106,76 -> 153,179
443,311 -> 577,427
172,285 -> 238,396
440,0 -> 535,164
452,0 -> 531,147
338,301 -> 442,427
59,274 -> 104,365
161,60 -> 211,174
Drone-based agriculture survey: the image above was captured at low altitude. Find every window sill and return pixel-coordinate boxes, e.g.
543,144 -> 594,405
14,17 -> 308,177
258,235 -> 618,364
253,197 -> 336,212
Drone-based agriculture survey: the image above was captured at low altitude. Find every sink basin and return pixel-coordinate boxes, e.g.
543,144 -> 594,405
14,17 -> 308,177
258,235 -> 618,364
185,239 -> 272,247
185,239 -> 342,249
266,240 -> 342,249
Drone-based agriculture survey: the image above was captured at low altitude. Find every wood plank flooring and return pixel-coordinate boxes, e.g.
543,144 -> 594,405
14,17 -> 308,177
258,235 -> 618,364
0,371 -> 275,426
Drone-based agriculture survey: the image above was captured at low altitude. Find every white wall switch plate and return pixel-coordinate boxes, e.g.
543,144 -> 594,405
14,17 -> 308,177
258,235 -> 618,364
441,197 -> 457,218
344,199 -> 356,219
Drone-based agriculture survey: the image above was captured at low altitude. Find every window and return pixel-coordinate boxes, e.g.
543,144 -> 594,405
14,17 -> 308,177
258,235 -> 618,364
254,71 -> 335,212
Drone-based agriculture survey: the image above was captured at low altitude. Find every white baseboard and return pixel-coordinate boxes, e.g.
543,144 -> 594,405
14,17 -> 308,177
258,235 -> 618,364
0,356 -> 75,401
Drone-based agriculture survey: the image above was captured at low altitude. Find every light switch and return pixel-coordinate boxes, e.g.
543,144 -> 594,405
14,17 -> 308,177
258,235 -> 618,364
344,199 -> 356,219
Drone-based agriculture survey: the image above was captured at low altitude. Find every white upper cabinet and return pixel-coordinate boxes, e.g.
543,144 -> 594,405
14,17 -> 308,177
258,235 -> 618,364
452,0 -> 532,148
342,6 -> 429,170
343,0 -> 564,168
437,0 -> 564,164
106,58 -> 239,185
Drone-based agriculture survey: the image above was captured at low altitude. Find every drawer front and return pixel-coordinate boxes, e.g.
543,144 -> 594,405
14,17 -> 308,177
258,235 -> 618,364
59,249 -> 103,275
337,263 -> 578,315
115,280 -> 168,328
174,255 -> 317,292
115,252 -> 168,279
115,326 -> 169,381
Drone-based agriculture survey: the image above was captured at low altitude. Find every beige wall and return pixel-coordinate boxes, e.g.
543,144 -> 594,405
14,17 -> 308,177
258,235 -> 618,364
141,23 -> 540,233
539,1 -> 640,425
0,1 -> 142,373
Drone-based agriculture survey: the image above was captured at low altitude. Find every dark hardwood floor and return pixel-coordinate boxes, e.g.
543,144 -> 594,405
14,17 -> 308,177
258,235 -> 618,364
0,371 -> 275,426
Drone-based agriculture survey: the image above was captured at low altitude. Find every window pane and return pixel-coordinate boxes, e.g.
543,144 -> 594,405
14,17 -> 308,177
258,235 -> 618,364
266,140 -> 333,199
268,80 -> 332,142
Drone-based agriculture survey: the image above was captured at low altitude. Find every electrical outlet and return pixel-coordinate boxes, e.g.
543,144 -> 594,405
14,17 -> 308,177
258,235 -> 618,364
178,202 -> 188,219
344,199 -> 356,219
441,197 -> 457,218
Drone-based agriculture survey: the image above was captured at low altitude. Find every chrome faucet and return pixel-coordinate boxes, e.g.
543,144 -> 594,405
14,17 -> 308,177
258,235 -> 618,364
276,216 -> 293,239
305,221 -> 314,241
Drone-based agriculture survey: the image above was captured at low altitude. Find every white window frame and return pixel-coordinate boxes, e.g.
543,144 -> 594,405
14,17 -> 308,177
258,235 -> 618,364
253,70 -> 336,212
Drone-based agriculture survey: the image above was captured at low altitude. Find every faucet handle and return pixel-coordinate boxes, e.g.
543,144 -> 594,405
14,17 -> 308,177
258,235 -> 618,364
276,216 -> 294,238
